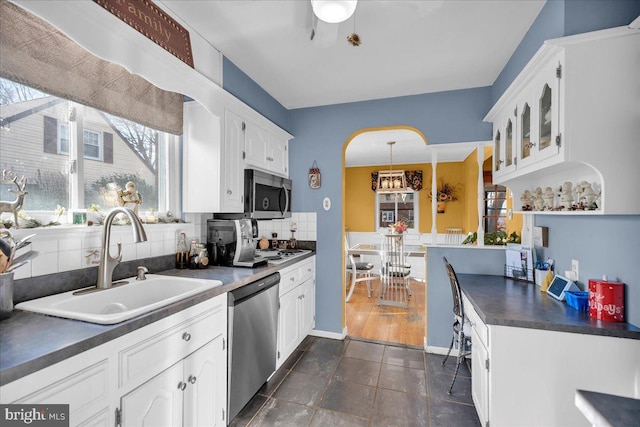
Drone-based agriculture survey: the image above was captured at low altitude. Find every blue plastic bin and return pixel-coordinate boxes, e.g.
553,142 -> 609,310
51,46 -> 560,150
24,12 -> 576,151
565,291 -> 589,312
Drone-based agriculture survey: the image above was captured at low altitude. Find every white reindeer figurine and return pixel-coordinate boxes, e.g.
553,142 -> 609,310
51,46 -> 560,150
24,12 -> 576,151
0,174 -> 28,229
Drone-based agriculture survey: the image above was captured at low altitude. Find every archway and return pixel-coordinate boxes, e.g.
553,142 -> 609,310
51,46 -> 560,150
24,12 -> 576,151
342,126 -> 428,347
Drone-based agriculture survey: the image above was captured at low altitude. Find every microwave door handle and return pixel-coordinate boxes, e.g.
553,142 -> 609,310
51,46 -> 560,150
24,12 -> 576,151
281,184 -> 289,216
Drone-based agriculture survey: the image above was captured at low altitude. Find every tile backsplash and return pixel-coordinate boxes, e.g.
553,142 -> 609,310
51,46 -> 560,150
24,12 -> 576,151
7,212 -> 316,280
257,212 -> 317,241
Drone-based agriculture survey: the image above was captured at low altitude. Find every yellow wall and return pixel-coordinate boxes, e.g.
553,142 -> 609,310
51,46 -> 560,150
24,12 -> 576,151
345,162 -> 472,234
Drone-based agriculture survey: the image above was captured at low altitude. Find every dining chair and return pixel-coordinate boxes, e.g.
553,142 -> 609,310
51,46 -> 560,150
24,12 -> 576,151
442,257 -> 472,394
378,233 -> 412,307
344,234 -> 375,302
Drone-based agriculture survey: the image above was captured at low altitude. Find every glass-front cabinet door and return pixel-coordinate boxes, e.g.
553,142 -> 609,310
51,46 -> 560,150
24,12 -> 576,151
520,102 -> 532,162
502,116 -> 516,174
493,129 -> 502,173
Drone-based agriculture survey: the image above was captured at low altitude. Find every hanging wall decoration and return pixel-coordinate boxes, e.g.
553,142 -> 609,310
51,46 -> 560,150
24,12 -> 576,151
309,161 -> 321,189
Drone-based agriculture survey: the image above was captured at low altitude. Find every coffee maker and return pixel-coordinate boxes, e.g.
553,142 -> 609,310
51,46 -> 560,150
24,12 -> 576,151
207,219 -> 267,268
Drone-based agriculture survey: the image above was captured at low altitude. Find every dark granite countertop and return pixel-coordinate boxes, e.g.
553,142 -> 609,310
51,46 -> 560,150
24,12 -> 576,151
575,389 -> 640,427
0,253 -> 314,386
457,274 -> 640,340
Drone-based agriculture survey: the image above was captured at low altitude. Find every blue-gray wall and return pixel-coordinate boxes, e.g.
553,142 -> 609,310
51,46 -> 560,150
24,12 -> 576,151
222,57 -> 290,132
222,0 -> 640,338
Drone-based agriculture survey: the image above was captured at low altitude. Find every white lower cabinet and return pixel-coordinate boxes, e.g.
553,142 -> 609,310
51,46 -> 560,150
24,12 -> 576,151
276,257 -> 315,368
121,336 -> 226,427
0,294 -> 227,427
463,292 -> 640,427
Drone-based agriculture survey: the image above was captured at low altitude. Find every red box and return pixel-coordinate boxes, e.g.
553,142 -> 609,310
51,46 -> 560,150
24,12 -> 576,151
589,279 -> 625,322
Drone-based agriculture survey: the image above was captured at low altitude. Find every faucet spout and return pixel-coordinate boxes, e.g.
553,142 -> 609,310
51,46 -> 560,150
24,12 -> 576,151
96,207 -> 148,290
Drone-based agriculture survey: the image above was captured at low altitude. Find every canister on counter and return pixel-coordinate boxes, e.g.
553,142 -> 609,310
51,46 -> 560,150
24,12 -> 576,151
588,278 -> 625,322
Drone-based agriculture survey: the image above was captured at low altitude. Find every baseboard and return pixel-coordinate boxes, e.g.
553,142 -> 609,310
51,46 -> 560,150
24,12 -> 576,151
426,345 -> 452,355
309,327 -> 347,340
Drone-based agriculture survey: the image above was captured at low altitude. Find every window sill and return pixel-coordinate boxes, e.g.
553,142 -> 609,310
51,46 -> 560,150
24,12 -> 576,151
6,221 -> 188,239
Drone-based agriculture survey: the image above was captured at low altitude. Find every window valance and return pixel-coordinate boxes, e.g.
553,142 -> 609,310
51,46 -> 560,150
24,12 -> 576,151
371,171 -> 423,191
0,0 -> 183,135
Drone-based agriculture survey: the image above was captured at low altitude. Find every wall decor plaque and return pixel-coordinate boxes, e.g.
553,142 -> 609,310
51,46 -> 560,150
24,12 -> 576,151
93,0 -> 194,67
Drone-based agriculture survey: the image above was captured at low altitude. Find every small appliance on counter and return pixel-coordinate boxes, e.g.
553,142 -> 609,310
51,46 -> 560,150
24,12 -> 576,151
206,219 -> 267,268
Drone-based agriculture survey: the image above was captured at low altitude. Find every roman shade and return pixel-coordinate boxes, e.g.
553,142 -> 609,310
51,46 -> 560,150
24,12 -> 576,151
0,0 -> 183,135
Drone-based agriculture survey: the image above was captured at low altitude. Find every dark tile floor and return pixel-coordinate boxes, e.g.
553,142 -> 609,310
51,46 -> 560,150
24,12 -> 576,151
230,337 -> 480,427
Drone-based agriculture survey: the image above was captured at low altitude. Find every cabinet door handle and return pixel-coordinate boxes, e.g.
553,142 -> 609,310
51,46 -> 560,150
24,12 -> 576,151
182,332 -> 191,342
525,142 -> 536,149
290,277 -> 295,281
227,189 -> 233,195
188,375 -> 197,384
307,268 -> 312,272
178,381 -> 187,391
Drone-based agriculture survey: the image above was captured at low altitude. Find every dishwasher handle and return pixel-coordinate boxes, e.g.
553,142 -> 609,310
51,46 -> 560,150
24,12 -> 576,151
228,272 -> 280,305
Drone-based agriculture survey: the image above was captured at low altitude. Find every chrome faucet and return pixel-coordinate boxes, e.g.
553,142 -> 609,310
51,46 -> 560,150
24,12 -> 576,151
96,207 -> 148,290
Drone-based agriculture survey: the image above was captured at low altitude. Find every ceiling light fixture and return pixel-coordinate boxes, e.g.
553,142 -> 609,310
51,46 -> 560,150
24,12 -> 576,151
311,0 -> 358,24
376,141 -> 409,194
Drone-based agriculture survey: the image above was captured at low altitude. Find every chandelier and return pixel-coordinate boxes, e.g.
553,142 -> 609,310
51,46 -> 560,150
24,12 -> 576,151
376,141 -> 409,194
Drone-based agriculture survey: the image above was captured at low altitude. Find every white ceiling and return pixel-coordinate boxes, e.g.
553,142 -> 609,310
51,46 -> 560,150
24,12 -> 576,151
345,129 -> 484,167
160,0 -> 545,109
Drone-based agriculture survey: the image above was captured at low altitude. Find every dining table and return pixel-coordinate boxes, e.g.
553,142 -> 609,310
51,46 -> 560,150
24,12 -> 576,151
346,242 -> 426,302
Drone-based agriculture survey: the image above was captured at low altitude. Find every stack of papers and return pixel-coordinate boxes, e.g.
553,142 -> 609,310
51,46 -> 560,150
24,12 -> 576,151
505,244 -> 534,282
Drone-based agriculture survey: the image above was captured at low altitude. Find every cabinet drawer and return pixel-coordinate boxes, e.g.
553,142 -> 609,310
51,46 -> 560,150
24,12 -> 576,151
299,258 -> 315,284
119,305 -> 224,389
463,295 -> 488,347
279,268 -> 301,296
14,360 -> 110,419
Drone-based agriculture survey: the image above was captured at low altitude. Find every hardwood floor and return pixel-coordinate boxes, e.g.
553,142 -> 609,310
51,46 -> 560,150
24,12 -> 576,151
345,277 -> 425,347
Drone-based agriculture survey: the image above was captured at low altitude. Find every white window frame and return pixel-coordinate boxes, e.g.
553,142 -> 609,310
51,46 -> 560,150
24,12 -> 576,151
58,121 -> 70,155
375,191 -> 419,233
82,129 -> 102,161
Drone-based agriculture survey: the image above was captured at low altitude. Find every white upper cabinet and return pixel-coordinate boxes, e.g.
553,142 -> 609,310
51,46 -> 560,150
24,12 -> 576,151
183,102 -> 244,213
244,121 -> 289,177
485,27 -> 640,214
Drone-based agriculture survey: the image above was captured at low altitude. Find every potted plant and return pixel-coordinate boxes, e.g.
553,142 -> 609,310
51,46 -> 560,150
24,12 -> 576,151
429,177 -> 461,213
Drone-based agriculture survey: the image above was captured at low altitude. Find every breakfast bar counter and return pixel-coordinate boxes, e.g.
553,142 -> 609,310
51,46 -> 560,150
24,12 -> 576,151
456,273 -> 640,340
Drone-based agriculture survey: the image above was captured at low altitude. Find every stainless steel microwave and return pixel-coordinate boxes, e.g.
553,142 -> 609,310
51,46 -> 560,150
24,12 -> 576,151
245,169 -> 291,219
217,169 -> 291,219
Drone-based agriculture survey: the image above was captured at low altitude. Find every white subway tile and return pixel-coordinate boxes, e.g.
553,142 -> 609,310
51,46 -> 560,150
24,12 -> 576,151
151,241 -> 165,257
309,231 -> 317,241
32,238 -> 58,253
58,237 -> 82,251
31,252 -> 59,276
12,264 -> 31,279
121,244 -> 136,262
58,250 -> 82,272
136,241 -> 152,259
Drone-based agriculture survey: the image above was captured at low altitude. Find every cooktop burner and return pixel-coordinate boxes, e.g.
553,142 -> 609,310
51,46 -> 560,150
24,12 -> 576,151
255,249 -> 312,265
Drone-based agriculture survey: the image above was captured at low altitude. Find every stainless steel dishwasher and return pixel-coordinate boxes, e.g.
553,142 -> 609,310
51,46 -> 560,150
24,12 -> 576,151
227,272 -> 280,423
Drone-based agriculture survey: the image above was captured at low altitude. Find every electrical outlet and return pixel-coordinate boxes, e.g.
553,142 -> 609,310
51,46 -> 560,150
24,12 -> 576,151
571,259 -> 579,281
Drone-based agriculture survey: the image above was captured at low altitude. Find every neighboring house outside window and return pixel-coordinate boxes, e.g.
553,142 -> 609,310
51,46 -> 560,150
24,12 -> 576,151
376,192 -> 418,232
484,184 -> 507,233
57,123 -> 103,161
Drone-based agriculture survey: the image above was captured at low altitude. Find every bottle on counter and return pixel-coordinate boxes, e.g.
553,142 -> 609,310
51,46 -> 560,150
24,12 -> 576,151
197,244 -> 209,269
175,232 -> 189,269
188,240 -> 199,269
271,233 -> 279,250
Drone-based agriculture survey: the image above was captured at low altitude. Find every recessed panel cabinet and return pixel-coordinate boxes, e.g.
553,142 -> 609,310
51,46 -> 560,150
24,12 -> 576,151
0,294 -> 227,427
485,27 -> 640,214
183,102 -> 244,213
244,121 -> 289,177
277,257 -> 316,369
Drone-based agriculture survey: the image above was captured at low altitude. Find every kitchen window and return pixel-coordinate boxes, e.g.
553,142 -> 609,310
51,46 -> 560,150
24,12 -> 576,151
0,77 -> 176,216
484,185 -> 507,233
376,192 -> 418,232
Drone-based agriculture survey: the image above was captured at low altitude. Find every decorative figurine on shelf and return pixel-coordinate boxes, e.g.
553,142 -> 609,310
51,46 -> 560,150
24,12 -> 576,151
532,187 -> 544,211
520,190 -> 533,211
0,171 -> 28,229
558,181 -> 574,210
575,181 -> 599,210
116,181 -> 142,216
543,187 -> 555,210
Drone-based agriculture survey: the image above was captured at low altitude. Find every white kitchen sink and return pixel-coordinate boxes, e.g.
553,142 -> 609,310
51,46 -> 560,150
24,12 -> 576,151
15,274 -> 223,324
